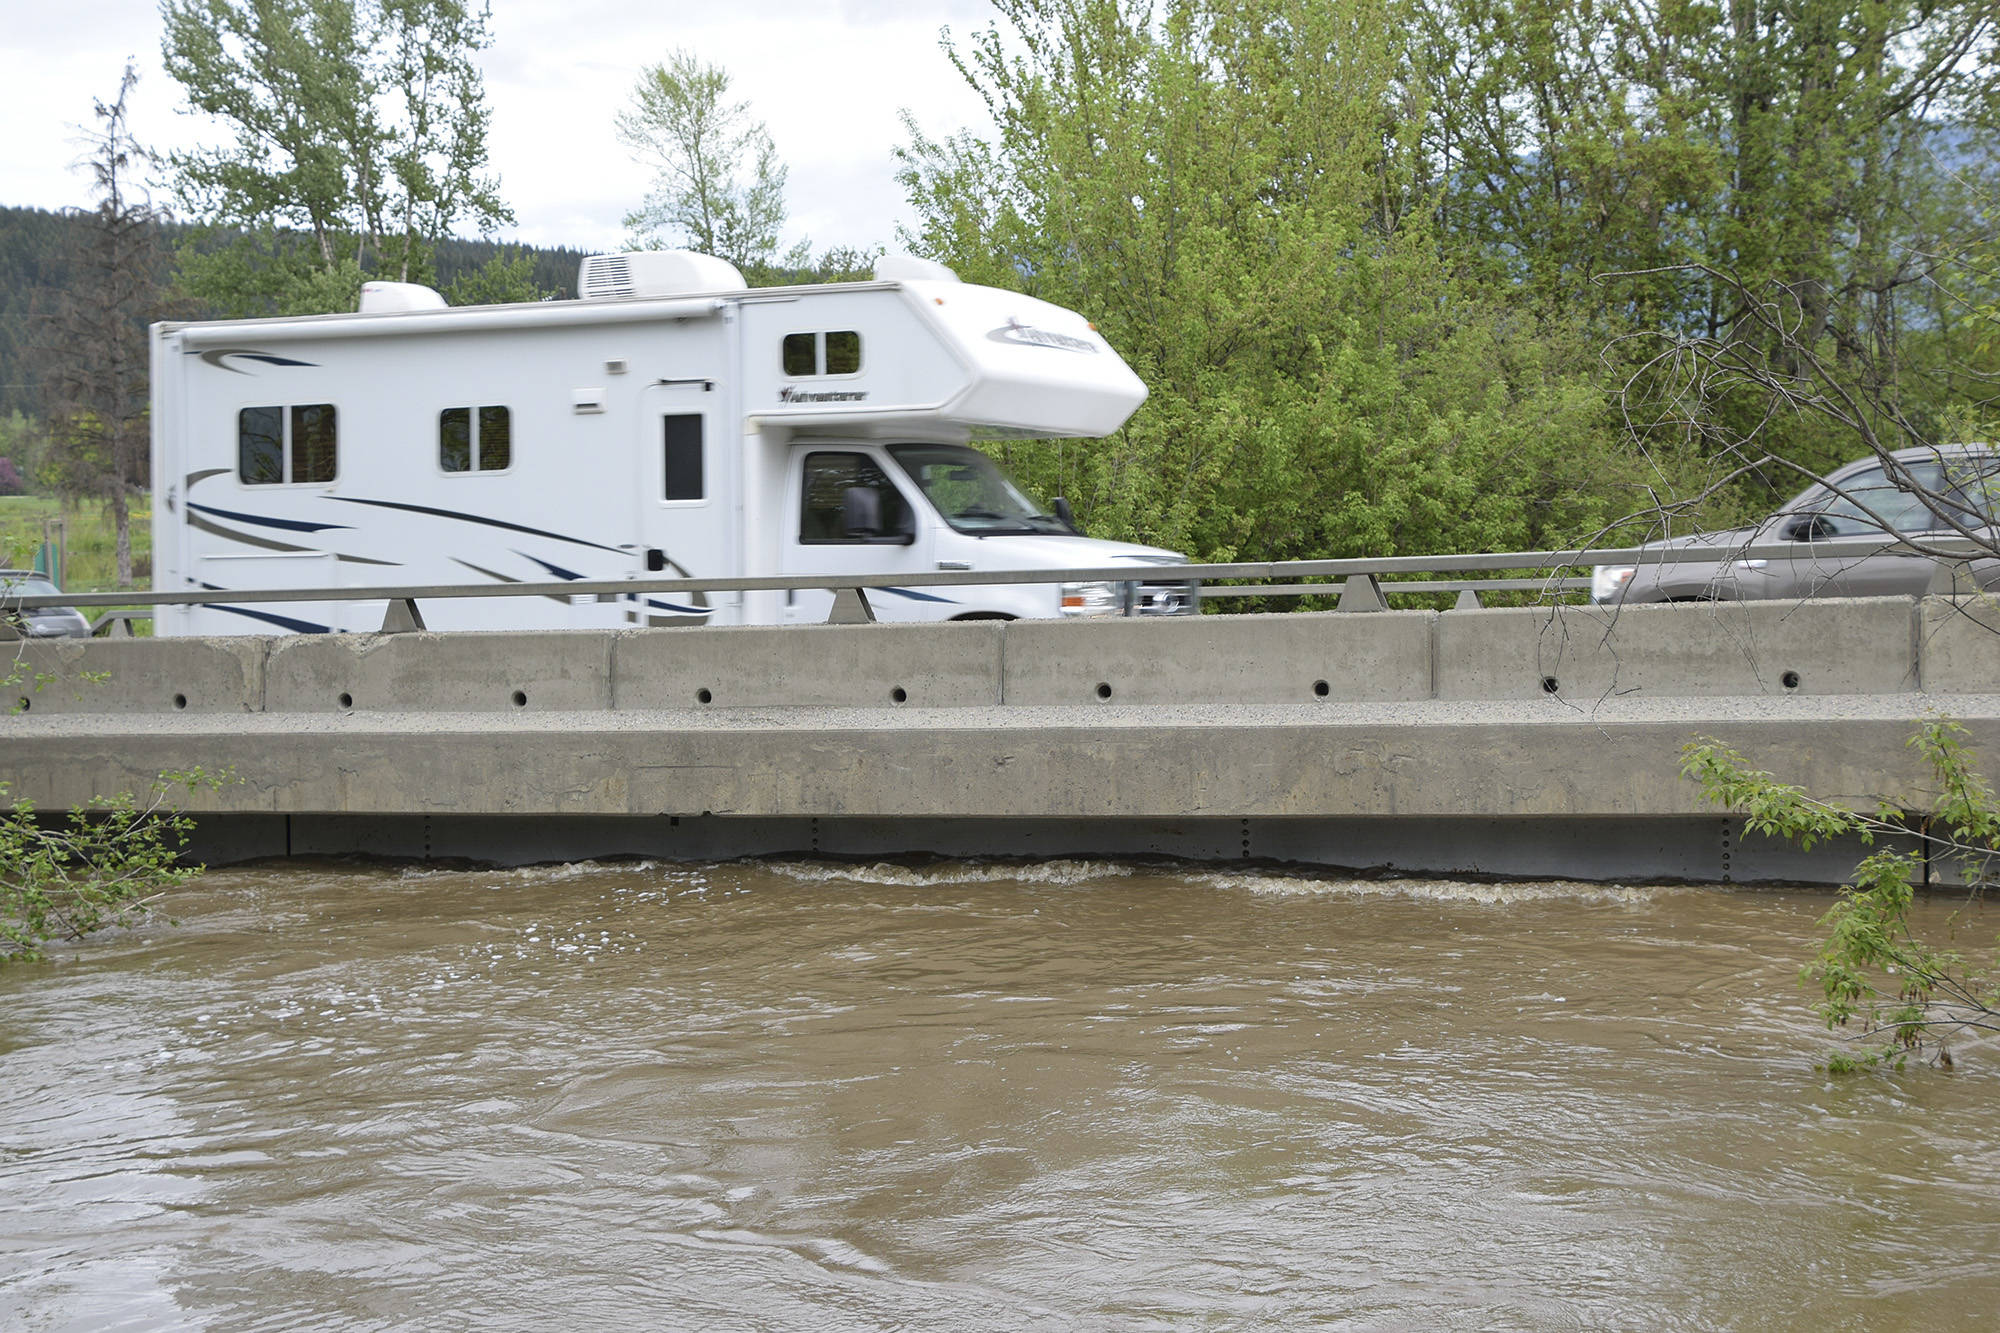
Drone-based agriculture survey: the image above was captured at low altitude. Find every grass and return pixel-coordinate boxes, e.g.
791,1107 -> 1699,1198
0,494 -> 154,594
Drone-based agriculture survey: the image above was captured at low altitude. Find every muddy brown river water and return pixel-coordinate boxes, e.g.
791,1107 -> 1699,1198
2,859 -> 1996,1330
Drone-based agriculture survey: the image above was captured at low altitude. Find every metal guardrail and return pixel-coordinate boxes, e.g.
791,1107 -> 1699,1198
3,536 -> 1988,633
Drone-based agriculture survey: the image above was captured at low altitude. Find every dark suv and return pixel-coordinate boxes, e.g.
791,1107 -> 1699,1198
1593,447 -> 2000,604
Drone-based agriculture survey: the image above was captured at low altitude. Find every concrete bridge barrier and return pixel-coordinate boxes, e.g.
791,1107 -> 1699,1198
5,596 -> 1995,882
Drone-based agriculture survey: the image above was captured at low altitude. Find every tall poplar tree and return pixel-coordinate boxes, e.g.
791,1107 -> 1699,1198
615,50 -> 788,268
159,0 -> 513,315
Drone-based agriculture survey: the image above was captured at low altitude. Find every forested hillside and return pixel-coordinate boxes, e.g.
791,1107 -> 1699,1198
0,204 -> 589,419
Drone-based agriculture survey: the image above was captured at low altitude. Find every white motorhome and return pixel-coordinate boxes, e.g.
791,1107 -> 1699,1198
148,252 -> 1195,635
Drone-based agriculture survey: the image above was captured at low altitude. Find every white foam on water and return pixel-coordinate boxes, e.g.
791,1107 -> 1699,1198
395,855 -> 1671,907
1194,871 -> 1666,906
760,858 -> 1145,889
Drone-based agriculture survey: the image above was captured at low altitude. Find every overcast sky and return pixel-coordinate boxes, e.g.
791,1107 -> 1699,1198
0,1 -> 996,258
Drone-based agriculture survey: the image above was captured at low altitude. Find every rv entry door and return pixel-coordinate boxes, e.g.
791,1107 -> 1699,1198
634,384 -> 730,627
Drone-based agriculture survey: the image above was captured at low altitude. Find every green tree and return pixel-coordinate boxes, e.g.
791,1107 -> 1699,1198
159,0 -> 512,315
746,242 -> 883,288
899,0 -> 1622,563
40,64 -> 162,587
442,246 -> 554,305
616,50 -> 788,268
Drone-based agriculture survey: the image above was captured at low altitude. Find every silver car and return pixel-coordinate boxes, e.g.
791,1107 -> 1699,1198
1593,446 -> 2000,604
0,569 -> 92,637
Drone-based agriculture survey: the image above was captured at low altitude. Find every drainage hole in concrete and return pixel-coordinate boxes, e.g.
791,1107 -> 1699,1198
16,697 -> 28,712
1095,682 -> 1113,701
512,690 -> 528,707
891,686 -> 908,704
1781,670 -> 1801,690
697,688 -> 713,704
1313,679 -> 1330,698
338,692 -> 354,709
173,693 -> 188,710
1540,676 -> 1559,694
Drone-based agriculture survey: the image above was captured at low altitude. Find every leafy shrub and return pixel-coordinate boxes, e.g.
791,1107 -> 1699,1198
0,768 -> 224,963
1684,717 -> 2000,1071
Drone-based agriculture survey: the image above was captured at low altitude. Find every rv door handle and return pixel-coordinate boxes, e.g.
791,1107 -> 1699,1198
937,560 -> 971,571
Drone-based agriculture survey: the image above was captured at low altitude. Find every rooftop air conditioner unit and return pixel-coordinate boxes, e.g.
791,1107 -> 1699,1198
578,250 -> 747,300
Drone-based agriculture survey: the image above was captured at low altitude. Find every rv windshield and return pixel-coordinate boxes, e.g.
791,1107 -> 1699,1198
887,444 -> 1070,536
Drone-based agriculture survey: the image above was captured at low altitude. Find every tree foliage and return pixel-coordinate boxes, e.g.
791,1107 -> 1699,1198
0,641 -> 224,964
159,0 -> 513,315
0,770 -> 215,964
1419,0 -> 2000,517
441,245 -> 554,306
893,0 -> 2000,558
898,0 -> 1625,562
617,50 -> 788,268
1684,717 -> 2000,1072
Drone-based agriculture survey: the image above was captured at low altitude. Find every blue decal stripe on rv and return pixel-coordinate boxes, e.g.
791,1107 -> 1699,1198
329,497 -> 627,554
451,557 -> 572,604
203,603 -> 331,633
877,586 -> 955,603
195,581 -> 331,633
198,349 -> 320,374
520,553 -> 709,615
517,553 -> 585,581
186,510 -> 399,564
188,502 -> 352,534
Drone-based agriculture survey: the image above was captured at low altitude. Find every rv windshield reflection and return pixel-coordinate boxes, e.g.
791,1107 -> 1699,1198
887,443 -> 1068,536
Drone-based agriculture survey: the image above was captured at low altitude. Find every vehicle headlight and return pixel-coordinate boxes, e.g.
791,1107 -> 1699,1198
1059,580 -> 1122,617
1592,565 -> 1636,602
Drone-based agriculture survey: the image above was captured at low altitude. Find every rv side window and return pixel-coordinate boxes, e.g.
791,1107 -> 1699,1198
238,404 -> 337,485
800,451 -> 907,542
825,331 -> 861,375
479,407 -> 512,470
239,407 -> 283,484
781,331 -> 864,377
663,414 -> 703,501
782,333 -> 816,377
440,406 -> 512,473
292,404 -> 337,482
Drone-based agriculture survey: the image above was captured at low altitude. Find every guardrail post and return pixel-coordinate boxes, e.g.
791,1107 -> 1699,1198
381,598 -> 427,633
1336,575 -> 1386,612
1454,588 -> 1483,610
826,588 -> 875,624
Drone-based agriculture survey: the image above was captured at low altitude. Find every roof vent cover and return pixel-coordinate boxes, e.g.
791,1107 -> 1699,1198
579,250 -> 747,300
875,254 -> 960,283
358,281 -> 448,313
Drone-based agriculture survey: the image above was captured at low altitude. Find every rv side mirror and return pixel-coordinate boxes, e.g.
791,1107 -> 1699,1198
842,486 -> 882,537
1053,496 -> 1082,535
